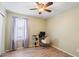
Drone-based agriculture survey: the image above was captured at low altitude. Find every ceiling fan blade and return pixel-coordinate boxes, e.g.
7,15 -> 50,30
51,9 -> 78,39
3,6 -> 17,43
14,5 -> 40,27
44,9 -> 52,12
36,2 -> 40,5
30,8 -> 37,10
45,2 -> 53,7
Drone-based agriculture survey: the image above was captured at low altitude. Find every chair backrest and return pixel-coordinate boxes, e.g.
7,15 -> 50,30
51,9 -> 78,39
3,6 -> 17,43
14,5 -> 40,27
41,36 -> 50,44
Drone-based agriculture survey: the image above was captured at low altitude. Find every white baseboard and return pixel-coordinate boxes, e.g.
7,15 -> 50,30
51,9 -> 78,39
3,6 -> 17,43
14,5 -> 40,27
51,45 -> 76,57
5,50 -> 10,52
17,47 -> 23,50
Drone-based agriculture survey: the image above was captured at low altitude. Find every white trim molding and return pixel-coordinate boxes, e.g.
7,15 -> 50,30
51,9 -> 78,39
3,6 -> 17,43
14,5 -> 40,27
51,45 -> 77,57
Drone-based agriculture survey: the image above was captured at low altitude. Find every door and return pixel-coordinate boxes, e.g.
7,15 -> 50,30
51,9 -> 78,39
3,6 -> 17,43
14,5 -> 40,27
0,14 -> 4,55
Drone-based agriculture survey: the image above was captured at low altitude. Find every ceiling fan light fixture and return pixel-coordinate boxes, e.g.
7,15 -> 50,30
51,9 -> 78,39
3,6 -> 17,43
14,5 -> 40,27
30,2 -> 53,14
38,8 -> 44,12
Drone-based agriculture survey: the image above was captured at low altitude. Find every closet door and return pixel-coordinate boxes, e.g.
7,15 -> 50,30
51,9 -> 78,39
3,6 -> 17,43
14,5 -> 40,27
0,14 -> 4,55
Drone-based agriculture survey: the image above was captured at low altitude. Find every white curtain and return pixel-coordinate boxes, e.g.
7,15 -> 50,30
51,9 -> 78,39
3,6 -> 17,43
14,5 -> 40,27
11,16 -> 29,51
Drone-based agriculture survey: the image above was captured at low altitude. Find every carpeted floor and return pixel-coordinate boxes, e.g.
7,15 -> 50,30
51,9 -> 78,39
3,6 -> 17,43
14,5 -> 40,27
2,47 -> 72,57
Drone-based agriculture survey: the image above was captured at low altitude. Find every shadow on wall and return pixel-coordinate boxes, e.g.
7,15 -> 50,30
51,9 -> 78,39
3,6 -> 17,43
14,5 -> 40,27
50,38 -> 59,47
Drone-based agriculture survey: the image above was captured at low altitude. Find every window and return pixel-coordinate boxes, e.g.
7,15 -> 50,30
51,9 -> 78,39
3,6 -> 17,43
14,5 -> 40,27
14,17 -> 27,40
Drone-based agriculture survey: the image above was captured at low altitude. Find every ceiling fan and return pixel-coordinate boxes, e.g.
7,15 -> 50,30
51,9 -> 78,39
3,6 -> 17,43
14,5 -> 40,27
29,2 -> 53,14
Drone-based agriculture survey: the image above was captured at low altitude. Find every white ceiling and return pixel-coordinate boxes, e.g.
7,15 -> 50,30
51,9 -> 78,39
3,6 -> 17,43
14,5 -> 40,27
2,2 -> 79,19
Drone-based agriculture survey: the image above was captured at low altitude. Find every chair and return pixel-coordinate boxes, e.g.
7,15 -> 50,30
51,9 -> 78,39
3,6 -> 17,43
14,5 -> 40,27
41,36 -> 50,47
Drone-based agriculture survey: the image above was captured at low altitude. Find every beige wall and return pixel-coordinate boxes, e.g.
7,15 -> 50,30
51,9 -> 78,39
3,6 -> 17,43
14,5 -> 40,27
5,12 -> 46,50
46,5 -> 79,56
28,16 -> 46,47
